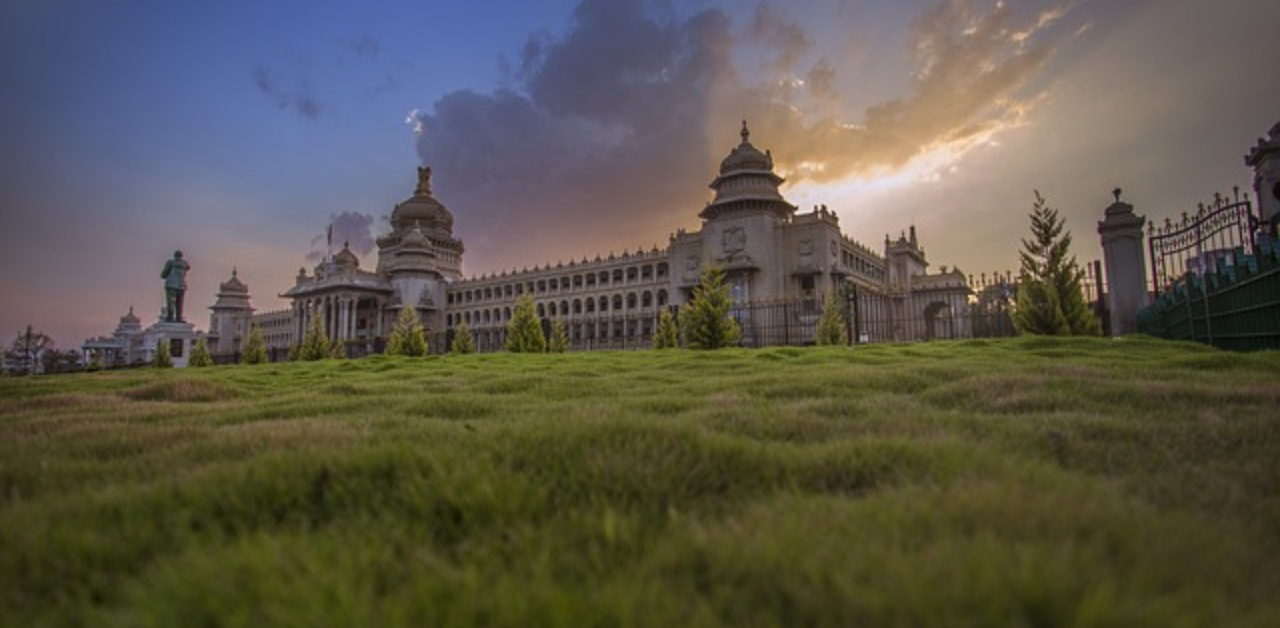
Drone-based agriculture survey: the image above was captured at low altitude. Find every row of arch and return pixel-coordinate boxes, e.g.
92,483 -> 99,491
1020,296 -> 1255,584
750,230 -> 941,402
448,262 -> 670,305
447,289 -> 670,328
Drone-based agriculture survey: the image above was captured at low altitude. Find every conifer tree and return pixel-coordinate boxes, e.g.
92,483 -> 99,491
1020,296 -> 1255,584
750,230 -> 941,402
153,339 -> 173,368
680,265 -> 741,350
549,319 -> 569,353
329,338 -> 346,360
814,297 -> 850,346
1014,191 -> 1102,336
386,307 -> 428,356
505,293 -> 546,353
242,323 -> 268,365
298,315 -> 331,361
653,307 -> 680,349
188,337 -> 214,367
450,322 -> 476,354
286,344 -> 300,362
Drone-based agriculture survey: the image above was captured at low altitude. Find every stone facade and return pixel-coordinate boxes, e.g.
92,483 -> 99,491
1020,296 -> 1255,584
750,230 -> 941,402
226,122 -> 973,352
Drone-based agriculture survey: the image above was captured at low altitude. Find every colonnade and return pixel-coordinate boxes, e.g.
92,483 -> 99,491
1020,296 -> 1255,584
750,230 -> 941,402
292,294 -> 389,344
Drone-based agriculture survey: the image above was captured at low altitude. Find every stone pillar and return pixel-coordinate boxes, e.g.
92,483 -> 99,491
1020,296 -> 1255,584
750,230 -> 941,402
1245,121 -> 1280,233
1098,189 -> 1149,336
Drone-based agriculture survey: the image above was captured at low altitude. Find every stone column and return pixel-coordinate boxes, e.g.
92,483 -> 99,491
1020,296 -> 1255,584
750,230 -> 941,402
1098,189 -> 1149,335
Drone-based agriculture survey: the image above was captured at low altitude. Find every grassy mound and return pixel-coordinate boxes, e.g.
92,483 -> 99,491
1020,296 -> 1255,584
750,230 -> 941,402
1,336 -> 1278,627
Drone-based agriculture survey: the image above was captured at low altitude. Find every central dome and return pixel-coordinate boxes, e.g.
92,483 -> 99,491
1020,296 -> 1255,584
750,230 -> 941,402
718,120 -> 774,174
391,166 -> 454,233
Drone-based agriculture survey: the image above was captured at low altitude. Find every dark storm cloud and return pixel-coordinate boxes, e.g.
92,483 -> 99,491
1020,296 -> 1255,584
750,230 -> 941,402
411,0 -> 1075,273
252,65 -> 322,120
307,211 -> 376,263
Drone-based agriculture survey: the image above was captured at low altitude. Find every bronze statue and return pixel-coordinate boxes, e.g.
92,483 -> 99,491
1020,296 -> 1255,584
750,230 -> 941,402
161,250 -> 190,322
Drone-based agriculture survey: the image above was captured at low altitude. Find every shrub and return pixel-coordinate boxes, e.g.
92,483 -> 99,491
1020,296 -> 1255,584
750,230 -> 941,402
242,324 -> 268,365
451,323 -> 476,355
505,294 -> 546,353
680,265 -> 741,350
297,315 -> 331,361
386,307 -> 428,357
653,308 -> 679,349
815,297 -> 849,346
549,319 -> 569,353
188,338 -> 214,367
153,339 -> 173,368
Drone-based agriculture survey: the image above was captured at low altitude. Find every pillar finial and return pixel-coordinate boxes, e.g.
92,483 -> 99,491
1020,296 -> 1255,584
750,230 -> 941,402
1112,187 -> 1122,203
740,119 -> 750,143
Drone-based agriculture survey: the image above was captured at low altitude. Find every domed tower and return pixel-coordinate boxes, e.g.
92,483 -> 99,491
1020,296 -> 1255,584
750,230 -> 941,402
375,167 -> 466,330
208,268 -> 254,354
701,120 -> 796,222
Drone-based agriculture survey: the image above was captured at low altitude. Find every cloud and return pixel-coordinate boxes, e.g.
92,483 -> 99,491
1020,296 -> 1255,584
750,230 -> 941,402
252,65 -> 322,120
306,211 -> 376,263
409,0 -> 1075,274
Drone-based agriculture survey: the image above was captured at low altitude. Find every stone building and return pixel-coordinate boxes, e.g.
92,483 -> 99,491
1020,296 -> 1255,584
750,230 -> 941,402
221,122 -> 972,353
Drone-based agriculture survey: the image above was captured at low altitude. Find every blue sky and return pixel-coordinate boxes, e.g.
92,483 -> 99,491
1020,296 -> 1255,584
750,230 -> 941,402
2,0 -> 1278,347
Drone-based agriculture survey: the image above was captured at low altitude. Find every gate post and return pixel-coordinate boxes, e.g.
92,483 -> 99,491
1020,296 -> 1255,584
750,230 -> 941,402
1098,189 -> 1149,335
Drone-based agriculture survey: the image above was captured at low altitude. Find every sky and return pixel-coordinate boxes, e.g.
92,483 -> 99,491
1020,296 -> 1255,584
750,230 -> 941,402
2,0 -> 1278,348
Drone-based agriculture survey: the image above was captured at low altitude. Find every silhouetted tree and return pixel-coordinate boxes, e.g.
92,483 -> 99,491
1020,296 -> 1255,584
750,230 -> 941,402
5,325 -> 54,375
1014,191 -> 1102,336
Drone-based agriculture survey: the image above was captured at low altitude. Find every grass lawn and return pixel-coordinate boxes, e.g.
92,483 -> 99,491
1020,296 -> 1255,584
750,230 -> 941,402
1,336 -> 1278,627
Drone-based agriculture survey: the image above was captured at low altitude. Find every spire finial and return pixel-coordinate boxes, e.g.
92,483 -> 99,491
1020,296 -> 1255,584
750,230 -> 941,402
232,265 -> 238,278
1112,187 -> 1122,203
740,119 -> 750,143
416,166 -> 433,195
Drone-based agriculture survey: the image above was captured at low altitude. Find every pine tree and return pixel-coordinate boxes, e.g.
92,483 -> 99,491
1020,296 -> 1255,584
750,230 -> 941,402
549,319 -> 569,353
188,337 -> 214,367
154,339 -> 173,368
329,338 -> 346,360
242,324 -> 268,365
680,265 -> 742,350
450,322 -> 476,354
814,297 -> 849,346
298,315 -> 331,361
653,307 -> 680,349
1014,191 -> 1102,336
386,307 -> 428,356
505,293 -> 546,353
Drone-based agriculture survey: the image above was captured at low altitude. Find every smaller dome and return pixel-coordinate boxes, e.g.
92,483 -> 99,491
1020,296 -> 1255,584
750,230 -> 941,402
334,242 -> 360,269
219,267 -> 249,293
719,120 -> 774,175
391,166 -> 455,233
401,224 -> 430,250
120,306 -> 140,326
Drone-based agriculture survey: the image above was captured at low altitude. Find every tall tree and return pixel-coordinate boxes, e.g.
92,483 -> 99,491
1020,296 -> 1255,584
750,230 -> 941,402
241,324 -> 269,365
505,293 -> 546,353
680,265 -> 741,350
653,308 -> 680,349
815,297 -> 849,346
1014,191 -> 1102,336
386,307 -> 428,357
5,325 -> 54,375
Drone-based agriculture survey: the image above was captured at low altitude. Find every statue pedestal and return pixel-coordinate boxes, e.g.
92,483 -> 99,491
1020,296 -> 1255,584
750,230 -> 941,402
144,321 -> 198,367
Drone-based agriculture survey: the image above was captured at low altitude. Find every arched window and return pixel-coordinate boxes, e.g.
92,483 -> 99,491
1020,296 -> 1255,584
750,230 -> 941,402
537,303 -> 546,318
657,289 -> 668,307
560,300 -> 569,317
548,302 -> 557,316
627,293 -> 637,310
613,294 -> 623,311
586,298 -> 595,313
642,291 -> 652,308
599,296 -> 609,312
573,299 -> 583,315
612,268 -> 624,283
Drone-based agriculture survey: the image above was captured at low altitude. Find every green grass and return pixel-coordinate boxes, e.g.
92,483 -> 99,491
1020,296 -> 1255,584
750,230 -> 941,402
1,336 -> 1278,627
